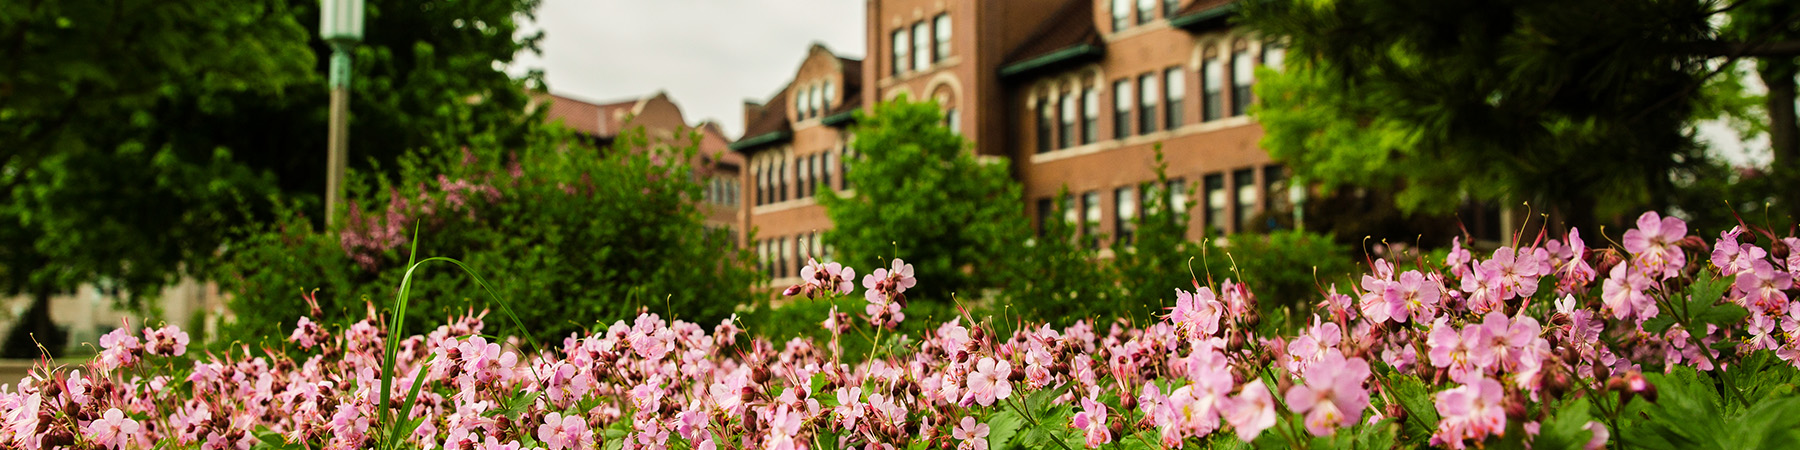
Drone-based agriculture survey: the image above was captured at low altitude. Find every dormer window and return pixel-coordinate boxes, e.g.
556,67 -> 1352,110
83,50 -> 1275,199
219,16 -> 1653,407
797,88 -> 811,119
822,81 -> 835,112
810,84 -> 824,118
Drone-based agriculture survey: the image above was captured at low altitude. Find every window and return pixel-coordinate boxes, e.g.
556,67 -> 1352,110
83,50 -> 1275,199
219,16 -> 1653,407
1263,40 -> 1286,71
822,150 -> 835,190
1168,178 -> 1189,216
913,22 -> 931,71
1164,0 -> 1181,17
1035,198 -> 1054,237
811,85 -> 824,118
1165,67 -> 1185,129
1139,73 -> 1158,134
798,154 -> 812,198
776,158 -> 787,202
1232,48 -> 1254,116
1059,91 -> 1076,149
797,89 -> 810,119
1081,88 -> 1099,145
1083,191 -> 1102,249
1203,56 -> 1224,121
945,108 -> 961,134
934,14 -> 951,62
1116,186 -> 1137,245
1114,80 -> 1132,138
1234,168 -> 1256,231
1111,0 -> 1131,32
1204,173 -> 1226,232
1138,0 -> 1157,24
892,29 -> 909,76
823,81 -> 835,110
755,162 -> 766,206
1037,99 -> 1054,153
1264,165 -> 1291,213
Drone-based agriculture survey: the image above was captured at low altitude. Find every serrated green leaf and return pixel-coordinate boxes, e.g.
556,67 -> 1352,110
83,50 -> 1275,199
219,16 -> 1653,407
987,411 -> 1026,450
1532,398 -> 1594,450
1389,374 -> 1440,438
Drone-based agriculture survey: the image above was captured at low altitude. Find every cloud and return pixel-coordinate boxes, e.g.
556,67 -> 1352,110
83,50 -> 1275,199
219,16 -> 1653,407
513,0 -> 866,138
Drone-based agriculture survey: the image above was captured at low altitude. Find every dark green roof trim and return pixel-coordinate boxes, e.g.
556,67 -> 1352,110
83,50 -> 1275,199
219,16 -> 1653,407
821,110 -> 857,126
1170,3 -> 1238,31
728,130 -> 792,151
999,43 -> 1105,79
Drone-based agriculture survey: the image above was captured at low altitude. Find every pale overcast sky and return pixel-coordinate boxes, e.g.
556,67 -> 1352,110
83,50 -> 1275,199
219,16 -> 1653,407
513,0 -> 866,139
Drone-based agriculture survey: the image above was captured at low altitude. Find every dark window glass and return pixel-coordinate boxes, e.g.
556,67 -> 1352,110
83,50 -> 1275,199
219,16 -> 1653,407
1165,67 -> 1185,129
1139,73 -> 1158,133
1114,80 -> 1132,139
1037,100 -> 1054,153
1083,191 -> 1103,249
1116,186 -> 1137,245
1035,198 -> 1054,237
1203,58 -> 1223,121
1059,91 -> 1076,149
1234,168 -> 1256,231
1232,49 -> 1254,116
1082,88 -> 1099,145
1204,173 -> 1226,233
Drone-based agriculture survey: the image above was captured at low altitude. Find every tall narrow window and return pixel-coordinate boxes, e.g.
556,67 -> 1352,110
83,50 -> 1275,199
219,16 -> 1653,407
1164,0 -> 1180,17
1139,73 -> 1158,133
945,108 -> 961,134
1262,40 -> 1286,71
1264,165 -> 1290,213
934,14 -> 951,62
1059,90 -> 1076,149
1083,191 -> 1102,249
1062,195 -> 1079,244
1114,80 -> 1132,138
913,22 -> 931,71
811,85 -> 824,118
1168,178 -> 1189,216
1081,88 -> 1099,145
1111,0 -> 1131,32
1232,48 -> 1254,116
1116,186 -> 1138,245
1036,99 -> 1053,153
776,158 -> 787,202
1165,67 -> 1185,129
823,149 -> 835,190
892,29 -> 909,76
1234,168 -> 1256,231
823,81 -> 835,110
1137,0 -> 1156,24
1203,56 -> 1224,121
797,89 -> 810,119
756,162 -> 767,206
798,154 -> 812,198
1204,173 -> 1226,232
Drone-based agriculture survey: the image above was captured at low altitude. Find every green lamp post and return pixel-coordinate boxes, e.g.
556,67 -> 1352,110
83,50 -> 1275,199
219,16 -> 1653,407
320,0 -> 364,228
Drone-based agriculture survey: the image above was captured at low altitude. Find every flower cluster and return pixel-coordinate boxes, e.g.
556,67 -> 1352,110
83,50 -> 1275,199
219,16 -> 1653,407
6,211 -> 1800,450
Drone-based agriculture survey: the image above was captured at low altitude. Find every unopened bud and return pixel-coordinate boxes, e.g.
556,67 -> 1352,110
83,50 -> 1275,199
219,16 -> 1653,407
752,366 -> 772,384
1009,366 -> 1026,382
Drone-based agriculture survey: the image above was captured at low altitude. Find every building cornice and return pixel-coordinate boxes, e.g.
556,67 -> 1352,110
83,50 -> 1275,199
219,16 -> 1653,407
729,130 -> 793,151
998,43 -> 1106,80
1170,3 -> 1238,32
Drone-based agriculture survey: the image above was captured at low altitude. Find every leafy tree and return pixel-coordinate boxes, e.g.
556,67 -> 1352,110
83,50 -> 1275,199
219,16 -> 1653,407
217,126 -> 757,347
0,0 -> 545,354
1006,188 -> 1123,327
1,0 -> 313,356
821,97 -> 1032,304
1243,0 -> 1800,231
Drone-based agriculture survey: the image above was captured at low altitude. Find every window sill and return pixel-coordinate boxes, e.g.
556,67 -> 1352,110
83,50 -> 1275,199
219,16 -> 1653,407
1028,115 -> 1256,164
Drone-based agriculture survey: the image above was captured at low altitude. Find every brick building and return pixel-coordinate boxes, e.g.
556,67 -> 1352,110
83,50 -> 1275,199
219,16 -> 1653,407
534,91 -> 746,240
735,0 -> 1294,286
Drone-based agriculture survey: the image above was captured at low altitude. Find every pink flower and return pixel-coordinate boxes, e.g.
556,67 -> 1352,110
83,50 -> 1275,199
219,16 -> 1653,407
964,357 -> 1013,407
1622,211 -> 1687,279
1286,316 -> 1342,375
1169,287 -> 1224,339
1283,353 -> 1371,436
765,405 -> 806,450
954,416 -> 992,450
1386,270 -> 1442,323
1735,262 -> 1793,315
1601,263 -> 1658,323
1225,379 -> 1277,442
142,325 -> 189,357
1482,247 -> 1542,300
1431,377 -> 1507,449
1582,421 -> 1609,450
1069,396 -> 1112,448
538,412 -> 594,450
861,258 -> 917,304
787,258 -> 857,298
1555,228 -> 1598,295
88,408 -> 141,450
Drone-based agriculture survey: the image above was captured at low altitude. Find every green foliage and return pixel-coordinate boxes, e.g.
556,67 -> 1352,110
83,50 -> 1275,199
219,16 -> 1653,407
1242,0 -> 1736,229
1197,229 -> 1357,330
1005,189 -> 1124,327
1622,362 -> 1800,450
821,97 -> 1032,304
217,126 -> 757,346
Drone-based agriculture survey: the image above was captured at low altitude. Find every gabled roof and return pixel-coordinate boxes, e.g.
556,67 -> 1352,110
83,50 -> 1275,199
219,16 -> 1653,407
999,0 -> 1105,80
731,48 -> 864,152
538,92 -> 664,138
732,84 -> 795,151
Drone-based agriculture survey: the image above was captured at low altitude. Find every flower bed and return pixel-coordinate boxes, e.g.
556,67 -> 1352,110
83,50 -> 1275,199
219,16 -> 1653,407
5,211 -> 1800,450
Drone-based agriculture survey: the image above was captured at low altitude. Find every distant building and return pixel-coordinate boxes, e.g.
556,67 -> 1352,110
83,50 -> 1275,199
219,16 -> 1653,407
734,0 -> 1295,288
533,91 -> 746,244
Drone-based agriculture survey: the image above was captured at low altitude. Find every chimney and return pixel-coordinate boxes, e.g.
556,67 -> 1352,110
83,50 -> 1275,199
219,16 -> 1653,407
743,101 -> 766,131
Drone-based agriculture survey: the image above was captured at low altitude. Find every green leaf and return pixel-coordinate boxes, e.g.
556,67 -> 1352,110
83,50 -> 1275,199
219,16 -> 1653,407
1389,374 -> 1441,438
987,411 -> 1026,450
1531,398 -> 1594,450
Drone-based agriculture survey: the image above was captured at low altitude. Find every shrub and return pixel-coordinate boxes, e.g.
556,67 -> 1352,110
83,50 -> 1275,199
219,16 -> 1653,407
215,126 -> 757,347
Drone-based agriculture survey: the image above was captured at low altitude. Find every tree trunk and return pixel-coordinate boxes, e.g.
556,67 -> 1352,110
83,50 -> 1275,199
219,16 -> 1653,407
2,289 -> 64,358
1764,62 -> 1799,223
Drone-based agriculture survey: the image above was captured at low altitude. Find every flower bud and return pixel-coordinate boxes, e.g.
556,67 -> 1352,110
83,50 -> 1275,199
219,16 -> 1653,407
1384,402 -> 1407,422
1010,366 -> 1026,382
752,366 -> 772,385
1109,419 -> 1126,437
1120,392 -> 1138,411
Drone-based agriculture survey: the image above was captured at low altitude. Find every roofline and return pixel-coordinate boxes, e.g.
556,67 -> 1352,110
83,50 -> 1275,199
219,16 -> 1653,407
728,130 -> 793,151
1171,2 -> 1238,31
821,110 -> 857,127
999,43 -> 1106,79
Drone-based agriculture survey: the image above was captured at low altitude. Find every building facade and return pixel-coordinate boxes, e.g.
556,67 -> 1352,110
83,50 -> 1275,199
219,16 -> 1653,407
535,91 -> 747,242
736,0 -> 1293,287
